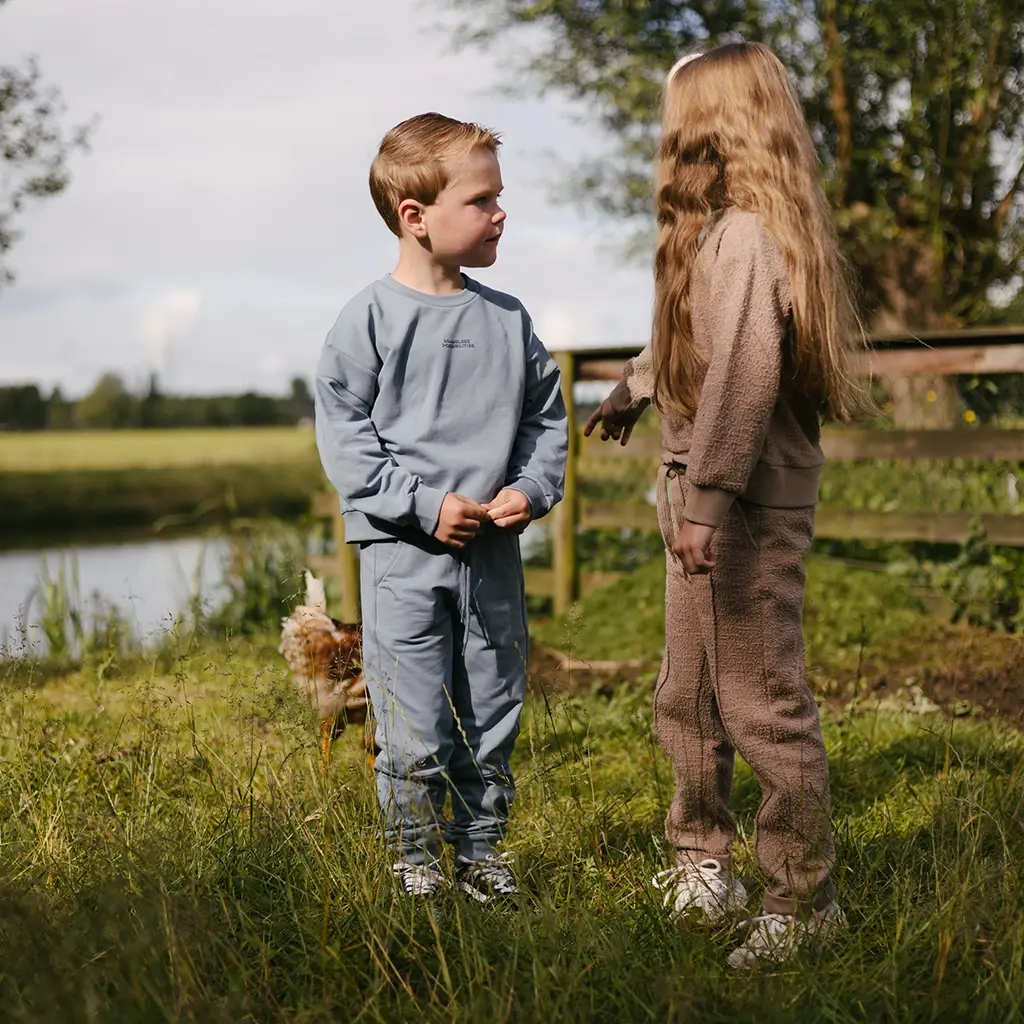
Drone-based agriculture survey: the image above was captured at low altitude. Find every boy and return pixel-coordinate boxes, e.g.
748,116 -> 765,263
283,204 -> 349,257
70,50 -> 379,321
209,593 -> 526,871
314,113 -> 568,900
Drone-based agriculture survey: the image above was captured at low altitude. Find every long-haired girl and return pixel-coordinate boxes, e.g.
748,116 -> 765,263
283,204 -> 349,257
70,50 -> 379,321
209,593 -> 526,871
586,41 -> 860,967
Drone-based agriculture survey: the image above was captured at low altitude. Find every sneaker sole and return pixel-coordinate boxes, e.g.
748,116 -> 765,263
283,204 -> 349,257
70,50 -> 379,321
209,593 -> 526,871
667,891 -> 749,925
395,885 -> 446,899
457,880 -> 492,903
457,880 -> 520,903
727,910 -> 846,969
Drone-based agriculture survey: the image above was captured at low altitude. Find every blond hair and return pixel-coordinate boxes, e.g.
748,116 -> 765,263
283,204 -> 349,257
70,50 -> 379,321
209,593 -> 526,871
652,42 -> 861,421
369,113 -> 502,236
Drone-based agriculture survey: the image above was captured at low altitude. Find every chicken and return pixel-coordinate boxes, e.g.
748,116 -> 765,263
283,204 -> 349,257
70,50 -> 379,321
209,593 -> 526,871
278,571 -> 374,769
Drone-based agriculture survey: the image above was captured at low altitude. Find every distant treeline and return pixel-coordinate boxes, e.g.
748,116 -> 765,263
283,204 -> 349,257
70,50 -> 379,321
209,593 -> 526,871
0,374 -> 315,431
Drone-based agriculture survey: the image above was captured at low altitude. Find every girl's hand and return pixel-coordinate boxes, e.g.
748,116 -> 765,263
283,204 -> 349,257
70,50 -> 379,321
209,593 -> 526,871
672,520 -> 718,574
583,394 -> 646,446
483,488 -> 532,530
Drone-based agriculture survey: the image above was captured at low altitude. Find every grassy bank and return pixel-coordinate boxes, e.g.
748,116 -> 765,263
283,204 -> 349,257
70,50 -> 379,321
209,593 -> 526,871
3,556 -> 1024,1021
0,462 -> 324,539
0,428 -> 325,543
3,638 -> 1023,1021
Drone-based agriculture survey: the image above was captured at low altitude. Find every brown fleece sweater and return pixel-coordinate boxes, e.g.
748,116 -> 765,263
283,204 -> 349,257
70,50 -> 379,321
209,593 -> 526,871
611,208 -> 824,528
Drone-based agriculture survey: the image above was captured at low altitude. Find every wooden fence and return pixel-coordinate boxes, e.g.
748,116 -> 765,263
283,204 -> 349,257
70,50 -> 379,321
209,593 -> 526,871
312,327 -> 1024,621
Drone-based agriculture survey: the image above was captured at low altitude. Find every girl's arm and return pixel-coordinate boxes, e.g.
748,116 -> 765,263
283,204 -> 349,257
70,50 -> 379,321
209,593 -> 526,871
583,344 -> 653,444
683,216 -> 790,528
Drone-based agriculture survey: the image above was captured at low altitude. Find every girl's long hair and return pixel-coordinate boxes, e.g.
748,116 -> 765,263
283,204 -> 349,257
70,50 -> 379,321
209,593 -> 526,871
653,42 -> 861,421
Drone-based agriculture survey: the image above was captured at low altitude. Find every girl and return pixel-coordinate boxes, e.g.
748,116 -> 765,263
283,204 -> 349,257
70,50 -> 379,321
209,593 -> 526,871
585,42 -> 861,967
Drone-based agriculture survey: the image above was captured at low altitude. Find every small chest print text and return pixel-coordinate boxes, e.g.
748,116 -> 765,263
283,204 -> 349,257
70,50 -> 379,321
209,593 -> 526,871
442,338 -> 475,349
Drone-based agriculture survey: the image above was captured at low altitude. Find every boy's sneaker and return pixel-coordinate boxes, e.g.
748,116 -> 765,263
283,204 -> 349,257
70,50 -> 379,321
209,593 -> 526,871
455,852 -> 519,903
726,901 -> 847,969
652,858 -> 748,923
392,860 -> 447,898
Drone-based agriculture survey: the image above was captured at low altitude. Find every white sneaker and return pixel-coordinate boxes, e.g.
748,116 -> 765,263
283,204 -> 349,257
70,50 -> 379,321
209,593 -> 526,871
392,860 -> 447,898
727,902 -> 847,969
651,858 -> 748,923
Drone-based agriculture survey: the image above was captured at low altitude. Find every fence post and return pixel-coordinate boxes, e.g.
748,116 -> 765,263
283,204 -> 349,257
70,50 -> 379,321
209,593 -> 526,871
553,350 -> 578,615
332,506 -> 361,623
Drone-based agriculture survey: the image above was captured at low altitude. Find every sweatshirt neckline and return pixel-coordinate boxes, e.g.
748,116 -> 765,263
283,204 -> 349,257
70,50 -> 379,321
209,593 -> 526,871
378,273 -> 481,307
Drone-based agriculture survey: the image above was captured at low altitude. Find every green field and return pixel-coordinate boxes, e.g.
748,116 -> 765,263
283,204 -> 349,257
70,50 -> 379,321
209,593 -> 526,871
0,427 -> 317,472
2,558 -> 1023,1021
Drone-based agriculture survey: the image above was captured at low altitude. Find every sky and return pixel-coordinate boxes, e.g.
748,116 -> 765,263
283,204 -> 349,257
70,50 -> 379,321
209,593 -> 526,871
0,0 -> 654,398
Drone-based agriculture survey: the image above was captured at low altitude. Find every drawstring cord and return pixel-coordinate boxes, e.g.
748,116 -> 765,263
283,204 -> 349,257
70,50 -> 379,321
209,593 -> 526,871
457,545 -> 474,656
658,462 -> 691,581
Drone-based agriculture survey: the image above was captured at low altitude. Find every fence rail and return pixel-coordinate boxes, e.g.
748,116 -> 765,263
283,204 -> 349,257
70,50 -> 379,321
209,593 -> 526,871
582,426 -> 1024,463
312,328 -> 1024,619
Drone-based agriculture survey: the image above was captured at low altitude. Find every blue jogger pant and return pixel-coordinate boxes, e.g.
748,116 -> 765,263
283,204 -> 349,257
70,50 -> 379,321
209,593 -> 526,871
359,528 -> 528,864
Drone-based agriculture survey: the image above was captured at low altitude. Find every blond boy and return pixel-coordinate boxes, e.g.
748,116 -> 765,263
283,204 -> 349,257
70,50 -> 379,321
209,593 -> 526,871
315,113 -> 567,899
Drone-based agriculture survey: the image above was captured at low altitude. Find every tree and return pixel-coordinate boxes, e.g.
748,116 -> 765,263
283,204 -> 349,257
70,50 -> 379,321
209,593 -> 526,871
447,0 -> 1024,329
139,372 -> 165,427
46,385 -> 73,429
0,383 -> 46,429
1,0 -> 91,285
288,375 -> 314,422
76,373 -> 135,429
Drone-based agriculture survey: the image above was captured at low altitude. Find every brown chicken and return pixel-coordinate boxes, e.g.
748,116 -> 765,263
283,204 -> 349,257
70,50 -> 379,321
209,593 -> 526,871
278,571 -> 374,769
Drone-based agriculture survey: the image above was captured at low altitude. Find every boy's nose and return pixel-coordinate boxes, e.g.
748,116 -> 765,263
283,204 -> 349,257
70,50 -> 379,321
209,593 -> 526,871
493,205 -> 507,224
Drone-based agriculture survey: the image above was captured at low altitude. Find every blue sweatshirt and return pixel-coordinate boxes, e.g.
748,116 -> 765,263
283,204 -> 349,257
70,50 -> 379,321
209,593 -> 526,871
314,274 -> 568,543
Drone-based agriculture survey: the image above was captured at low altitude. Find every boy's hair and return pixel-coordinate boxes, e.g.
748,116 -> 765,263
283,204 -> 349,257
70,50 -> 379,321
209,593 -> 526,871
369,113 -> 502,236
653,42 -> 864,422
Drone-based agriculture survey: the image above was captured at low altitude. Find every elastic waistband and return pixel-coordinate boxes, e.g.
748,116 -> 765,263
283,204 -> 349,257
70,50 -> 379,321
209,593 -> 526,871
661,456 -> 822,509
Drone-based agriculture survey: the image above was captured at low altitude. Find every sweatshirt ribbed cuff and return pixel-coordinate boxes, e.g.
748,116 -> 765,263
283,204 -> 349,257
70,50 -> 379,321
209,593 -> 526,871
412,485 -> 448,536
684,484 -> 737,528
608,378 -> 649,414
507,478 -> 547,519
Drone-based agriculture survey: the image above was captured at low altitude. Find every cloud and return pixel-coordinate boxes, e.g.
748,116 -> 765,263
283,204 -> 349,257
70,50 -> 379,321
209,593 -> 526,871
139,288 -> 204,377
0,0 -> 653,394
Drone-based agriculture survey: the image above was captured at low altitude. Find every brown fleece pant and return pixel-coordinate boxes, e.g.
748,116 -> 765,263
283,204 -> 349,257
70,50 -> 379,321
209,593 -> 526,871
654,466 -> 835,915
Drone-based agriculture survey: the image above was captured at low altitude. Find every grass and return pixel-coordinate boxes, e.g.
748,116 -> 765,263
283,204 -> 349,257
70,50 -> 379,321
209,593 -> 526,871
531,553 -> 928,668
2,637 -> 1024,1021
3,557 -> 1024,1020
0,427 -> 317,472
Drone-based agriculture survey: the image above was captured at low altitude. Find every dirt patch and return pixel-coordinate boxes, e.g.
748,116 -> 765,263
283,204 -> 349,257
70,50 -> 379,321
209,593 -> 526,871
839,623 -> 1024,723
534,626 -> 1024,726
528,644 -> 654,697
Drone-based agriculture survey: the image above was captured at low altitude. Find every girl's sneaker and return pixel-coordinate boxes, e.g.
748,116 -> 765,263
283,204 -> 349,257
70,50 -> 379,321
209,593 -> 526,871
726,902 -> 847,968
455,852 -> 519,903
392,860 -> 447,898
652,858 -> 748,923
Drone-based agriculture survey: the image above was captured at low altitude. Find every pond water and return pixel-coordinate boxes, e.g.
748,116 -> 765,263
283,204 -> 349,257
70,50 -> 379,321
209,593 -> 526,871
0,536 -> 229,657
0,523 -> 546,657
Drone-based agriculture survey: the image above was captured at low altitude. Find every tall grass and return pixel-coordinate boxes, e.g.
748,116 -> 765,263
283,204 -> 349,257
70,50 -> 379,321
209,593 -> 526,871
1,639 -> 1022,1022
4,554 -> 137,662
7,521 -> 309,664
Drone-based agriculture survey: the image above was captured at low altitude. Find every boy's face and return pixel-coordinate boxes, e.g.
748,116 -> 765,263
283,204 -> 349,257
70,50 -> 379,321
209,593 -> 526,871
418,148 -> 506,268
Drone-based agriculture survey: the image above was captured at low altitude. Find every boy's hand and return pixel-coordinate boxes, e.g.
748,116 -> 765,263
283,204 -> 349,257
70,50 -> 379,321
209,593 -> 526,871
672,520 -> 718,575
482,488 -> 532,530
583,396 -> 645,446
434,493 -> 488,548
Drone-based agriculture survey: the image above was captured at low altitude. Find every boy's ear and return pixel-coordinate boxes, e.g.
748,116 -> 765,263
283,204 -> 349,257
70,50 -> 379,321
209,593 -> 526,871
396,198 -> 428,239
